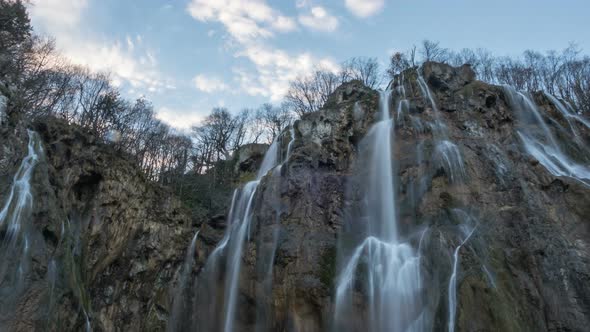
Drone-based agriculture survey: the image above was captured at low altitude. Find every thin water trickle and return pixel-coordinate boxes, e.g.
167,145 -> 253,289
482,265 -> 497,289
168,229 -> 200,332
286,124 -> 296,164
417,71 -> 466,183
504,87 -> 590,186
448,225 -> 477,332
545,92 -> 590,130
435,140 -> 466,183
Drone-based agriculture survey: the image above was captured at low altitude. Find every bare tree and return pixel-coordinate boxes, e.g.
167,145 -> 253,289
256,102 -> 294,142
342,57 -> 381,88
285,68 -> 341,116
420,40 -> 450,63
387,52 -> 411,78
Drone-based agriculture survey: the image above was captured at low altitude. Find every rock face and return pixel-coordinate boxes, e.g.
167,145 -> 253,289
193,64 -> 590,331
0,118 -> 193,331
1,62 -> 589,332
234,143 -> 269,174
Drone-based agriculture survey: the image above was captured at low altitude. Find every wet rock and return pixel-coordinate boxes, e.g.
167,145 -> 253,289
203,62 -> 590,331
234,143 -> 269,173
0,117 -> 193,331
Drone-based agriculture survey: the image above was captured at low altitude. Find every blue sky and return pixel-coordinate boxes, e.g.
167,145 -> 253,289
29,0 -> 590,129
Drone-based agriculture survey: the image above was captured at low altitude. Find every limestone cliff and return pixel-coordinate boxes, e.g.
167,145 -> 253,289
193,63 -> 590,331
0,118 -> 193,331
1,62 -> 589,332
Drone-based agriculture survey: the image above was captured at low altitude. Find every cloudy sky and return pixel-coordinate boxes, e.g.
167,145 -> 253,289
29,0 -> 590,129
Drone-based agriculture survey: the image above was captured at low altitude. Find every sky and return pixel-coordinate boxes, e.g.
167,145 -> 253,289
28,0 -> 590,129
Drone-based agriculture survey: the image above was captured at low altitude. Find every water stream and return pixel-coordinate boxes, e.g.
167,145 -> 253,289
194,130 -> 294,331
334,90 -> 425,331
0,130 -> 43,316
504,87 -> 590,186
417,72 -> 465,183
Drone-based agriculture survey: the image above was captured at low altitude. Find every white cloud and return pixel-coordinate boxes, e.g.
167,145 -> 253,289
187,0 -> 339,102
30,0 -> 88,29
345,0 -> 385,18
156,107 -> 205,129
29,1 -> 171,94
272,15 -> 297,32
126,36 -> 135,51
193,74 -> 229,93
187,0 -> 296,43
235,45 -> 339,101
296,0 -> 310,9
299,6 -> 339,32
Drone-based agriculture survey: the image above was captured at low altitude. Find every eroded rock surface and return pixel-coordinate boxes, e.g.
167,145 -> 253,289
194,64 -> 590,331
1,62 -> 589,331
0,118 -> 193,331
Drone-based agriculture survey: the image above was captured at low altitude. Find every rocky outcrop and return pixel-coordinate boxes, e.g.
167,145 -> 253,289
0,118 -> 194,331
234,143 -> 269,174
2,62 -> 589,331
194,63 -> 590,331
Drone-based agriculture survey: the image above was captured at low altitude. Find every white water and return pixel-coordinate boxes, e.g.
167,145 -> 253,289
223,180 -> 259,332
0,131 -> 41,240
47,259 -> 58,312
448,225 -> 477,332
83,309 -> 92,332
0,95 -> 6,123
168,230 -> 200,332
286,124 -> 296,163
545,92 -> 590,131
417,72 -> 466,183
504,87 -> 590,186
0,130 -> 42,297
435,140 -> 467,183
397,99 -> 410,122
334,90 -> 425,331
482,265 -> 497,289
417,76 -> 438,114
396,75 -> 409,122
195,136 -> 282,332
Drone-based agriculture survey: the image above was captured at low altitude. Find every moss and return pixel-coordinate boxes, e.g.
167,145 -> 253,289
237,171 -> 256,184
461,84 -> 475,99
319,246 -> 337,290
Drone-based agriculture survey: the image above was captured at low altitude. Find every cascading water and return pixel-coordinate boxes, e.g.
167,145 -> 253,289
447,224 -> 477,332
545,92 -> 590,131
504,87 -> 590,186
417,73 -> 465,183
334,90 -> 425,332
194,134 -> 286,332
0,130 -> 43,320
396,74 -> 410,123
168,230 -> 200,332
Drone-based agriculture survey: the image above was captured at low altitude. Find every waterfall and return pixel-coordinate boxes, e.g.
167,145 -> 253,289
0,131 -> 42,242
396,75 -> 409,124
286,124 -> 296,163
504,87 -> 590,186
447,224 -> 477,332
168,230 -> 200,332
417,72 -> 465,183
0,130 -> 42,309
334,90 -> 425,332
195,137 -> 281,332
222,181 -> 259,332
434,140 -> 467,183
545,92 -> 590,131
